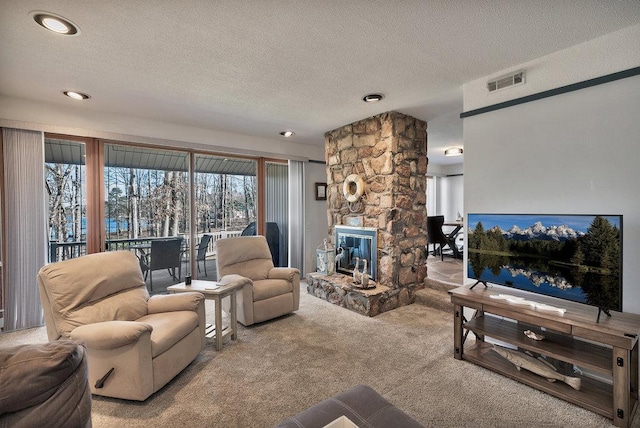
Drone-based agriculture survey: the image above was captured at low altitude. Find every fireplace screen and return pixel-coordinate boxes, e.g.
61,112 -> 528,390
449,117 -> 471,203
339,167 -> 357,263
335,226 -> 377,281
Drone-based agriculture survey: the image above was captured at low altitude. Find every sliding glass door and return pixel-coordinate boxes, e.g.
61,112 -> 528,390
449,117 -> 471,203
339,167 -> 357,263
45,138 -> 87,262
193,154 -> 257,279
103,144 -> 190,291
40,134 -> 290,292
2,129 -> 299,331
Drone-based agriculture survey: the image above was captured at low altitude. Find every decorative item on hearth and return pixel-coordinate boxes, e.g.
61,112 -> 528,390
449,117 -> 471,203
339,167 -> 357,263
360,259 -> 369,288
352,257 -> 361,284
316,238 -> 335,275
351,258 -> 374,289
335,247 -> 344,271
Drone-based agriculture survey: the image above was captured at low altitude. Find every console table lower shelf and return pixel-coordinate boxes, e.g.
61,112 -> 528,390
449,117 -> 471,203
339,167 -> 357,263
464,341 -> 613,418
450,285 -> 640,428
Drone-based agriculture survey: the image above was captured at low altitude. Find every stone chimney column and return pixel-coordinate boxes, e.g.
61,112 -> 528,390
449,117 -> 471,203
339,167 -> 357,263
325,111 -> 427,307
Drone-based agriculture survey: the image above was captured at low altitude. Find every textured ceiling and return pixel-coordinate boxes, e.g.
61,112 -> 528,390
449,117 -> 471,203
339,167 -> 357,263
2,1 -> 640,165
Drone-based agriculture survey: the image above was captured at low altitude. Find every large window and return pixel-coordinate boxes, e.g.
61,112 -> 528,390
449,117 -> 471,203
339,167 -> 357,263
3,130 -> 297,331
45,138 -> 87,262
194,154 -> 256,236
42,135 -> 290,292
104,144 -> 190,242
193,154 -> 257,278
103,144 -> 190,290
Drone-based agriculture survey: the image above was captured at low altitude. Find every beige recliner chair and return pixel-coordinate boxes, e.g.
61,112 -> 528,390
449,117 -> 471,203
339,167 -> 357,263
216,235 -> 300,326
37,251 -> 205,401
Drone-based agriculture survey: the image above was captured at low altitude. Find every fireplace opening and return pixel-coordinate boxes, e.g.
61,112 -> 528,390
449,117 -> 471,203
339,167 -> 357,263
335,226 -> 377,281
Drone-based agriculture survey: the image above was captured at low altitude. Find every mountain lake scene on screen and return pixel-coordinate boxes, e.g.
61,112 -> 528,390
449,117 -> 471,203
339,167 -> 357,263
468,214 -> 622,311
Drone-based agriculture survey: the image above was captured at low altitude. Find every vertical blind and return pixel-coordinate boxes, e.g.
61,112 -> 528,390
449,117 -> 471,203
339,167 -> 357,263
2,128 -> 47,331
288,160 -> 304,271
265,162 -> 288,266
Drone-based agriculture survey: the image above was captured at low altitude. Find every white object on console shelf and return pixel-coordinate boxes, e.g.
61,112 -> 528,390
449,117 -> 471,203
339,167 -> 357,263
489,293 -> 566,314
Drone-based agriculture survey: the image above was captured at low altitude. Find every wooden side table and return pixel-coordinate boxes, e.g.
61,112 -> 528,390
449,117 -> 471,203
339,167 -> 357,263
167,279 -> 248,351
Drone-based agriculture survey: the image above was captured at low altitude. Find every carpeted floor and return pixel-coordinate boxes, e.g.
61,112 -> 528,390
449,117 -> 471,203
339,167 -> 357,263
1,283 -> 636,427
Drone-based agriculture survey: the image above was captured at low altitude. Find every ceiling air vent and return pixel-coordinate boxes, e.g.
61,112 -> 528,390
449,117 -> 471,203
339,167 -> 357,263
487,71 -> 525,92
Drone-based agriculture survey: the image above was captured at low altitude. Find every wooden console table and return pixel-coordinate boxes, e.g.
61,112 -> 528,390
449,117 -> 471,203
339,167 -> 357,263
450,285 -> 640,427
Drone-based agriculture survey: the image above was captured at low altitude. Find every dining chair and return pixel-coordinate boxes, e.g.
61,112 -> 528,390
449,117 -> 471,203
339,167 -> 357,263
426,215 -> 451,261
139,237 -> 183,291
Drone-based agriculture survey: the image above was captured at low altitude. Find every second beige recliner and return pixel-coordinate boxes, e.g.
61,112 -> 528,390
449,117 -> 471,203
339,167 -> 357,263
215,235 -> 300,326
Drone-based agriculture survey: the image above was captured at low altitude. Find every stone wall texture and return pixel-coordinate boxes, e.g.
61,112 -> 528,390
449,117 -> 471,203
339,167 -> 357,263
324,111 -> 428,308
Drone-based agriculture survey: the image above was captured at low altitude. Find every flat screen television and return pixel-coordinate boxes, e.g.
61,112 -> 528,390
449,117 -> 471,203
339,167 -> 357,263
467,214 -> 622,313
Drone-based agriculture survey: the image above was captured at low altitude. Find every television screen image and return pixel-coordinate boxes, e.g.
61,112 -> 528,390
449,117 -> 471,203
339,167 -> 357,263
467,214 -> 622,312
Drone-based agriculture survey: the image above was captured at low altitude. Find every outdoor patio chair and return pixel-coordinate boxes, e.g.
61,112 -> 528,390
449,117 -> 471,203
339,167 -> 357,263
195,234 -> 212,276
139,237 -> 183,291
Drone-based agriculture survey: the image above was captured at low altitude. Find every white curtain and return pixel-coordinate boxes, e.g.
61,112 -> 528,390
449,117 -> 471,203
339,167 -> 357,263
2,128 -> 47,331
287,160 -> 304,271
426,176 -> 436,216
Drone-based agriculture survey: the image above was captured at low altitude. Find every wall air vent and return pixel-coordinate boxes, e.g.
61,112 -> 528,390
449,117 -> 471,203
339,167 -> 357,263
487,71 -> 525,92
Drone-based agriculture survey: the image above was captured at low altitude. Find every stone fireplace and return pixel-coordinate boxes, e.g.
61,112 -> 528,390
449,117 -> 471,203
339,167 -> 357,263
307,111 -> 428,316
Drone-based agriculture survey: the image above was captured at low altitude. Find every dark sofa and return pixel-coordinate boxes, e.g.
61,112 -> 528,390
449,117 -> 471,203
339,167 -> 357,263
0,339 -> 92,428
275,384 -> 424,428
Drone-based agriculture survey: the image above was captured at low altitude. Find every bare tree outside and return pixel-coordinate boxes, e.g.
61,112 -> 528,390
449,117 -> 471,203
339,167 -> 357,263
46,163 -> 85,245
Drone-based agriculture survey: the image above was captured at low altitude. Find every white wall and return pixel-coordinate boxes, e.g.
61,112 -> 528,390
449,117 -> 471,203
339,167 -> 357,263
428,163 -> 463,221
304,161 -> 329,276
463,27 -> 640,313
439,171 -> 463,222
0,96 -> 325,161
464,25 -> 640,112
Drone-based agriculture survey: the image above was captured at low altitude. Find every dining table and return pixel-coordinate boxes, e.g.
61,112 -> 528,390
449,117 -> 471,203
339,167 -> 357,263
129,241 -> 189,255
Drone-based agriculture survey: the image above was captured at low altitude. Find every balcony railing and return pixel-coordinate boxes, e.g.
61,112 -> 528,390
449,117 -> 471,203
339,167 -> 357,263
48,230 -> 244,263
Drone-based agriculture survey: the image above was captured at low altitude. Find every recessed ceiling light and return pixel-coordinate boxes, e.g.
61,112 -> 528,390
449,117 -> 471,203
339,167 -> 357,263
362,93 -> 384,103
444,147 -> 463,156
63,91 -> 90,100
32,12 -> 79,35
280,131 -> 295,137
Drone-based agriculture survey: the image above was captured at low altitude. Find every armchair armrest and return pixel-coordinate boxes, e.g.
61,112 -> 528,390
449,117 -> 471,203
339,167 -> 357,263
218,274 -> 252,287
267,267 -> 300,282
70,321 -> 152,350
148,292 -> 204,314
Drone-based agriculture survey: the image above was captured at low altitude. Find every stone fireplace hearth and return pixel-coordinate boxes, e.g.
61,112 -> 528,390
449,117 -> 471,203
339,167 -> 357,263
307,272 -> 402,317
307,111 -> 428,316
